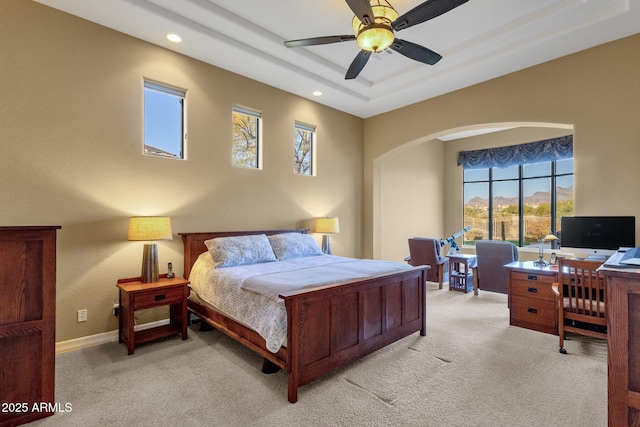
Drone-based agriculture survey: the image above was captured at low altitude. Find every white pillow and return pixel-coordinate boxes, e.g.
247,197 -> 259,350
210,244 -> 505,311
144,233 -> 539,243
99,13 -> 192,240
204,234 -> 277,268
268,233 -> 323,260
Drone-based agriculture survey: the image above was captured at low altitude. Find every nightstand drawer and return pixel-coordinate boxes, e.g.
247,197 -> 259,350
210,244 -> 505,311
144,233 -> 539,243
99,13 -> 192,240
134,287 -> 184,310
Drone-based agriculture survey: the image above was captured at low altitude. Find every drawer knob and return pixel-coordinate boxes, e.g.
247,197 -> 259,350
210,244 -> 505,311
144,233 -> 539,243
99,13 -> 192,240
527,275 -> 538,281
154,294 -> 166,301
527,287 -> 538,293
527,307 -> 538,314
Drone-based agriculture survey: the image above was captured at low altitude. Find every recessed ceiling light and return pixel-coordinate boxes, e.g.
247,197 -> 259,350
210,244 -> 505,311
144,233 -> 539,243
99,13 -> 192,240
312,91 -> 322,96
167,33 -> 182,43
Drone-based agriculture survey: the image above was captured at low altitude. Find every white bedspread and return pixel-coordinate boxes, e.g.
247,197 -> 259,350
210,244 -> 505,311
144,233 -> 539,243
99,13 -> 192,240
188,253 -> 414,353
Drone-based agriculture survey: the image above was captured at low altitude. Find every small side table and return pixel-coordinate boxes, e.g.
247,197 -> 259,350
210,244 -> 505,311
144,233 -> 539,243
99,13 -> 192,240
117,276 -> 190,355
449,253 -> 476,293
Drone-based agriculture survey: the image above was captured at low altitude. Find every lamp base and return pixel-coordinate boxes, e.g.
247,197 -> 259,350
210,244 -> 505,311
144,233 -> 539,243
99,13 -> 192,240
533,257 -> 549,266
322,235 -> 332,255
534,240 -> 548,266
141,243 -> 159,283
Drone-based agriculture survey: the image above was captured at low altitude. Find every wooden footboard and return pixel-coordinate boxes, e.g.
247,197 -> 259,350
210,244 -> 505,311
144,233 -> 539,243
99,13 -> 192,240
281,266 -> 427,402
180,230 -> 427,403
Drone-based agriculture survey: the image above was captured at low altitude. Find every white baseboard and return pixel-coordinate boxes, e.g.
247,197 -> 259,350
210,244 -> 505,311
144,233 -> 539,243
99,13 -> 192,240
55,319 -> 170,354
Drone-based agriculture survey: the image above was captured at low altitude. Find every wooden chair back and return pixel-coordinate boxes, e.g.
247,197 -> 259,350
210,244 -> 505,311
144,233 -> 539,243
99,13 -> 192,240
552,257 -> 607,354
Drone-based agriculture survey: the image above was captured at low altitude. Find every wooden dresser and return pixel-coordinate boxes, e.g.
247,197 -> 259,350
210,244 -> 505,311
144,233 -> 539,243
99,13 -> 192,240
0,226 -> 60,427
600,267 -> 640,427
505,261 -> 559,335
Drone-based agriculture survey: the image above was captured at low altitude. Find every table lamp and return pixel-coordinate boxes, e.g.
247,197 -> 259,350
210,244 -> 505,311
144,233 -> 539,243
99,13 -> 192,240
315,217 -> 340,254
128,216 -> 173,283
534,233 -> 558,266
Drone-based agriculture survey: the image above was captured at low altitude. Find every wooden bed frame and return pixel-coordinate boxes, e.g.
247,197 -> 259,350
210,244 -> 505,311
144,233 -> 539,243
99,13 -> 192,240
180,229 -> 428,403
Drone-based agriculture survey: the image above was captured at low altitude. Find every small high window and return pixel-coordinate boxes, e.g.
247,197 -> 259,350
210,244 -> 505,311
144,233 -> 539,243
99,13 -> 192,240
232,106 -> 262,169
143,81 -> 186,159
294,122 -> 316,176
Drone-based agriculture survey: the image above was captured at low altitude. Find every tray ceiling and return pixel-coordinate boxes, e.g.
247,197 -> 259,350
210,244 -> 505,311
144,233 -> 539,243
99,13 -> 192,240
35,0 -> 640,118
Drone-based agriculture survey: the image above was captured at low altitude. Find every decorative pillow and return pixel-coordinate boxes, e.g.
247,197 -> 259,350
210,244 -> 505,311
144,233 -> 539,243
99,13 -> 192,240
204,234 -> 277,268
268,233 -> 323,260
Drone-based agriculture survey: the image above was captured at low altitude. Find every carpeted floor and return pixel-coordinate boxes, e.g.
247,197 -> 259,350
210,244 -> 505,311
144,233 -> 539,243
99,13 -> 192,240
31,284 -> 607,427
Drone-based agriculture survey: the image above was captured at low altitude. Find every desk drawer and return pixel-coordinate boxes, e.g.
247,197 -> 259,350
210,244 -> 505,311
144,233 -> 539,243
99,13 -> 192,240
510,295 -> 556,334
510,272 -> 555,299
134,287 -> 184,310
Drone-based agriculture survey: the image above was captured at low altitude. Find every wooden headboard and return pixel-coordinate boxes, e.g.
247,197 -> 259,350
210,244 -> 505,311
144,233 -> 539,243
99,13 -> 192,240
179,229 -> 308,279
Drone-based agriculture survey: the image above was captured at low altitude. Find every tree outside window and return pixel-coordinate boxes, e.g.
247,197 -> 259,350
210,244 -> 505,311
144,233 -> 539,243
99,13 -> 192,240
232,106 -> 261,169
294,122 -> 315,175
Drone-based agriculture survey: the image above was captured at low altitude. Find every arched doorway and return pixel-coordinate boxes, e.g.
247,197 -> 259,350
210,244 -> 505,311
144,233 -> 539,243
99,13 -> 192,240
373,122 -> 573,262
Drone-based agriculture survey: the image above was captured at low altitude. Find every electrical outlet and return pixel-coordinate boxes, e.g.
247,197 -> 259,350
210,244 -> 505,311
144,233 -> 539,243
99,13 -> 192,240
113,303 -> 119,317
77,309 -> 87,322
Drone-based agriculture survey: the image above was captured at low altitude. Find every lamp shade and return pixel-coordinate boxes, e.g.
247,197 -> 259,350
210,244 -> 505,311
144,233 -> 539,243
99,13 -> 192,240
544,233 -> 558,241
315,217 -> 340,234
128,216 -> 173,241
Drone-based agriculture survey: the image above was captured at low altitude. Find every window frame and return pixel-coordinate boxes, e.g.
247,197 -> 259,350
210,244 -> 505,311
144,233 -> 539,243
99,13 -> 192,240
293,121 -> 316,176
232,105 -> 263,169
143,80 -> 186,160
463,158 -> 573,247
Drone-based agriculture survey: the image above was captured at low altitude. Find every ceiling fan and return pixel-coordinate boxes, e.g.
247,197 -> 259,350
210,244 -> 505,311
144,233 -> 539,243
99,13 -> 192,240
284,0 -> 468,80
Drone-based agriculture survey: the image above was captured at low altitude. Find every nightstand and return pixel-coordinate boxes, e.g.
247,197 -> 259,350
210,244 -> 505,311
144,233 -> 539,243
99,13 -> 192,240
116,275 -> 189,355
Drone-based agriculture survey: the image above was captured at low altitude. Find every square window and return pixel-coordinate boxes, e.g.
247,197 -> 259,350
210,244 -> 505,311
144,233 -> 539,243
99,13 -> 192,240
463,157 -> 573,247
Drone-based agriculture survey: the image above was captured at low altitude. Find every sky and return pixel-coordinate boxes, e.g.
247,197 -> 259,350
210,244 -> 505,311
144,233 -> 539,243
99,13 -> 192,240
144,88 -> 183,156
463,159 -> 574,203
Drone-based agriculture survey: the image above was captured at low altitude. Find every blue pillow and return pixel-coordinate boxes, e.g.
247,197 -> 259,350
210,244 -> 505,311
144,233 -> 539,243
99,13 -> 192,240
268,233 -> 323,260
204,234 -> 277,268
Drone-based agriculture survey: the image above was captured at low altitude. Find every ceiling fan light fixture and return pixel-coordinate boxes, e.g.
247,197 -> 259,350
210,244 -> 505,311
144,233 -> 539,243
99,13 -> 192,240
356,25 -> 394,52
352,4 -> 398,52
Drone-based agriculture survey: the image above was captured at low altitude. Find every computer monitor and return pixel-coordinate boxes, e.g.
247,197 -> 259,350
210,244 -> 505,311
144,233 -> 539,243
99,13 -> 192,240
560,216 -> 636,259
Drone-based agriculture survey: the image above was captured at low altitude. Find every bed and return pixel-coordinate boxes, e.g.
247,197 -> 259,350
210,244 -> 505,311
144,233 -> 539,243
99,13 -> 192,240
180,229 -> 428,403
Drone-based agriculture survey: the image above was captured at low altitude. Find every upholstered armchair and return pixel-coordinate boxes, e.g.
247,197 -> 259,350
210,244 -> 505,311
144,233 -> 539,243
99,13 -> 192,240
407,238 -> 449,289
472,240 -> 519,295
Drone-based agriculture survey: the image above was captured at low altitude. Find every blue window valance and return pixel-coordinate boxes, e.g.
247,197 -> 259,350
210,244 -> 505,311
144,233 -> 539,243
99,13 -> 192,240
457,135 -> 573,169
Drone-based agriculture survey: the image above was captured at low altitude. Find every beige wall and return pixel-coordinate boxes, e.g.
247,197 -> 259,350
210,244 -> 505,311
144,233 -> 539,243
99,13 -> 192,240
4,0 -> 640,343
1,1 -> 364,341
364,33 -> 640,261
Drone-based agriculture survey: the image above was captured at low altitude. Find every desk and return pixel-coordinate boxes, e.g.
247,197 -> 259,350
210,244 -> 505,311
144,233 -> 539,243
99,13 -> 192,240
504,261 -> 559,335
600,267 -> 640,426
449,253 -> 476,293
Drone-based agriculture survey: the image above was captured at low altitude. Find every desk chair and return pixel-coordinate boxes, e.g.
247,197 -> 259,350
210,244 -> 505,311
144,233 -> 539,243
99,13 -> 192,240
551,257 -> 607,354
407,238 -> 448,289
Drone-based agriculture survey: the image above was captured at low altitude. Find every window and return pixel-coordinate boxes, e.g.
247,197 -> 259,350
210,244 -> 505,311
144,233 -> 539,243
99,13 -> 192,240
463,159 -> 574,248
232,106 -> 262,169
294,122 -> 315,176
143,81 -> 185,159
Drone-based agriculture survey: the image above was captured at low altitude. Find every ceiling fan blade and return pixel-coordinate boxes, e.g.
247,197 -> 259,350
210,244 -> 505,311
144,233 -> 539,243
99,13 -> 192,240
393,0 -> 468,31
345,50 -> 371,80
345,0 -> 375,25
390,39 -> 442,65
284,35 -> 356,48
